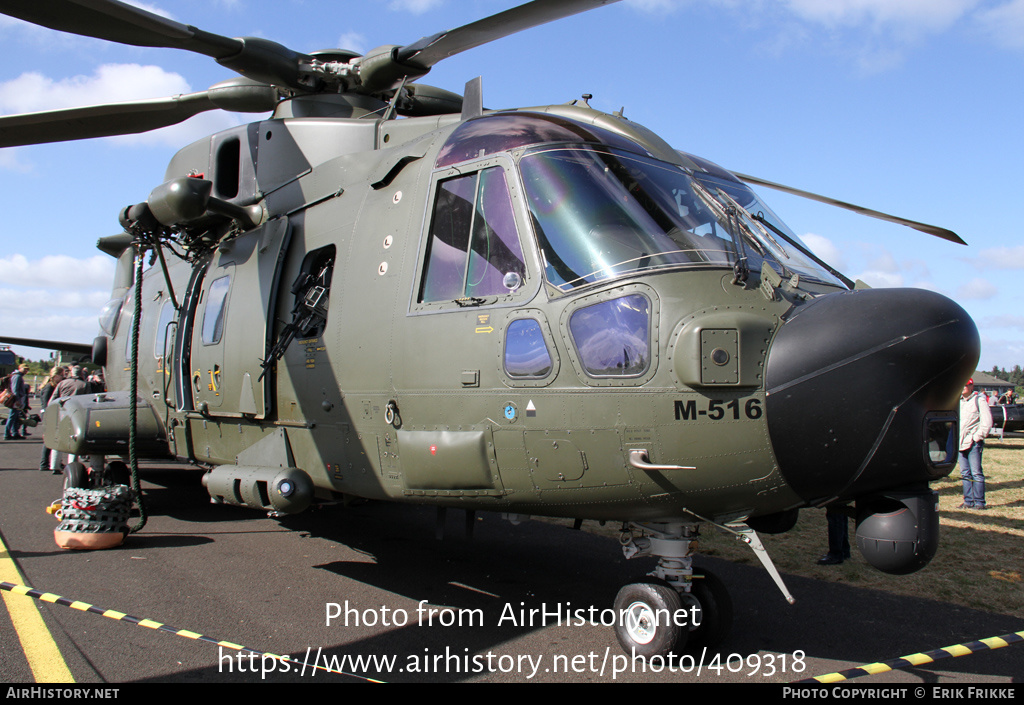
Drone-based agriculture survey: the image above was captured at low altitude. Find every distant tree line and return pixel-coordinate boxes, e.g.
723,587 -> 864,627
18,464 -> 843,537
988,365 -> 1024,393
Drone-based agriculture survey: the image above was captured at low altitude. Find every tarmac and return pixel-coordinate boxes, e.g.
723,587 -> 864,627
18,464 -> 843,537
0,434 -> 1021,684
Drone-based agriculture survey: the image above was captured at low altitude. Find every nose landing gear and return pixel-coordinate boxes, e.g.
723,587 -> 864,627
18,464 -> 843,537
615,522 -> 734,657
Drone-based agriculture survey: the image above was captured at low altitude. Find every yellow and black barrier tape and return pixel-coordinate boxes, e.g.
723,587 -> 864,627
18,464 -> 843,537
0,580 -> 384,683
798,629 -> 1024,683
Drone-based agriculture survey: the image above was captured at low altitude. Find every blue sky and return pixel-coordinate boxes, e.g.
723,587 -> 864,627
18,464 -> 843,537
1,0 -> 1022,371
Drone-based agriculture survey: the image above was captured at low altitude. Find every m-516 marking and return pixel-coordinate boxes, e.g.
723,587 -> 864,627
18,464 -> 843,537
674,398 -> 763,421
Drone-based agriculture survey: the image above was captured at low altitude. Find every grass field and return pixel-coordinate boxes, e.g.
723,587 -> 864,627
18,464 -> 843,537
551,435 -> 1024,619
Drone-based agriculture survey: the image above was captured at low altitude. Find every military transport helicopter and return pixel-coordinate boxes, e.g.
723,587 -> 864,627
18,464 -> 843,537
0,0 -> 979,658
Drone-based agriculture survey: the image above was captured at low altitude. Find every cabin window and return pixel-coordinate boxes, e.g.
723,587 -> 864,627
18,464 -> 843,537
154,300 -> 176,360
419,167 -> 525,303
504,319 -> 553,378
202,275 -> 231,345
568,294 -> 651,377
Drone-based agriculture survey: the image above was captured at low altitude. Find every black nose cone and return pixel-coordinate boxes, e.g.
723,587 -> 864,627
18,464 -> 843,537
765,288 -> 979,503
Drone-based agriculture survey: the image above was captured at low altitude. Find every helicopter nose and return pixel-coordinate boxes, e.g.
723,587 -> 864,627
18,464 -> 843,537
764,287 -> 979,504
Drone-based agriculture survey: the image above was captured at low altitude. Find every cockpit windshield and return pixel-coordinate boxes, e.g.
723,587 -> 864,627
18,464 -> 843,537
518,146 -> 845,291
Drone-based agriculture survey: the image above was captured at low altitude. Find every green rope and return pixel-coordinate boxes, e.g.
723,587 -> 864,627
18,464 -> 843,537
128,246 -> 147,533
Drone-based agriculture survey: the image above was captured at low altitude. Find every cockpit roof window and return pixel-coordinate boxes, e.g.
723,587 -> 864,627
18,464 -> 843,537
435,112 -> 644,168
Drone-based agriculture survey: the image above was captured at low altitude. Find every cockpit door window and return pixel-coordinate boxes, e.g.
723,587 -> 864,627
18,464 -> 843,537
418,166 -> 527,306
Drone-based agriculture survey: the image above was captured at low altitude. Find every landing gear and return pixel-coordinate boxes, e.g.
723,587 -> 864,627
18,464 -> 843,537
61,457 -> 129,490
616,522 -> 734,657
687,569 -> 733,648
102,460 -> 131,487
62,461 -> 88,491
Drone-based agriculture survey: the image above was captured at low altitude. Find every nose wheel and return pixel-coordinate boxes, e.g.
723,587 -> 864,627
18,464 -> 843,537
613,580 -> 685,657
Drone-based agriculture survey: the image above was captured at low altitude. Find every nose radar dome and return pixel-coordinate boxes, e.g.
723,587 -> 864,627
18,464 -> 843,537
764,287 -> 979,504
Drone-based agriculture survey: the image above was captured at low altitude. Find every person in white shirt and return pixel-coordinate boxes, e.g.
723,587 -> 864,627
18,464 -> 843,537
958,379 -> 993,510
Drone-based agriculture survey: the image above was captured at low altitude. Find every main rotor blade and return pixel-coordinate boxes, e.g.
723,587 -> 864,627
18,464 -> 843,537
0,79 -> 280,148
0,0 -> 310,89
734,172 -> 966,246
0,336 -> 93,356
397,0 -> 623,68
0,0 -> 240,58
0,93 -> 215,148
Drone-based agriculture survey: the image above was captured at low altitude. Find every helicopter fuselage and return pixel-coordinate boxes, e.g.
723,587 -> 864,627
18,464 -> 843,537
73,102 -> 977,535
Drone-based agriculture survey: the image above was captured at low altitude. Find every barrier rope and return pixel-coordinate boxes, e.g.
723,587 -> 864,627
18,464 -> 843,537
797,629 -> 1024,683
0,580 -> 382,682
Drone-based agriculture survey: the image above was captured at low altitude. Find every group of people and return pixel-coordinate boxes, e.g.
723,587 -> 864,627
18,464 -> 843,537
994,389 -> 1016,405
3,364 -> 105,475
37,364 -> 105,472
817,377 -> 995,566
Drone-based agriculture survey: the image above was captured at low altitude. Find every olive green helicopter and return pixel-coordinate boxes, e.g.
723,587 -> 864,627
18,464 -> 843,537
0,0 -> 979,658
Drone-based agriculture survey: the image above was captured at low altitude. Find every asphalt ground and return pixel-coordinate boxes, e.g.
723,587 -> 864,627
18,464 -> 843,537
0,435 -> 1022,686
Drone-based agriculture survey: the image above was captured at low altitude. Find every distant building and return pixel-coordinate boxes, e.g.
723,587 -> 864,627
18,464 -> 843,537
971,371 -> 1013,400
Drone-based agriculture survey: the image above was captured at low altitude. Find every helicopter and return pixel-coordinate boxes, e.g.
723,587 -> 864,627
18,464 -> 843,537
0,0 -> 980,659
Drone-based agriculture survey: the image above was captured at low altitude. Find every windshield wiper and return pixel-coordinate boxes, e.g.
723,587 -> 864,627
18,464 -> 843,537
714,189 -> 789,260
690,179 -> 757,284
748,212 -> 855,290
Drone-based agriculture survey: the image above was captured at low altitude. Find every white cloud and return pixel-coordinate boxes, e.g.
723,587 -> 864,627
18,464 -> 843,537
957,277 -> 998,300
781,0 -> 980,72
624,1 -> 1015,72
866,249 -> 901,273
800,232 -> 846,271
0,64 -> 191,114
976,335 -> 1024,371
974,0 -> 1024,49
388,0 -> 446,15
0,148 -> 32,173
0,255 -> 114,350
846,244 -> 941,288
625,0 -> 689,11
853,270 -> 905,288
0,64 -> 247,148
0,288 -> 110,311
0,254 -> 115,291
338,31 -> 368,55
0,311 -> 102,348
782,0 -> 980,31
970,245 -> 1024,270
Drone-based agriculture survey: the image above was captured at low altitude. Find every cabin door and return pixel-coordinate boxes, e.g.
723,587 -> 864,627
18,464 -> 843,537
188,218 -> 291,419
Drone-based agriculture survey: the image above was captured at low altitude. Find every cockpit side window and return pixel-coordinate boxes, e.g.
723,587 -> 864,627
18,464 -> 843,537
419,166 -> 526,304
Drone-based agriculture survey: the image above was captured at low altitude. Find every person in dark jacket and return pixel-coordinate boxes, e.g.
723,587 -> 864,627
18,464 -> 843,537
4,364 -> 30,439
38,366 -> 65,470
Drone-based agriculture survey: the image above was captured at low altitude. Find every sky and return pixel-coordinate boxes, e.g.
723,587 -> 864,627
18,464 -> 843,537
0,0 -> 1022,372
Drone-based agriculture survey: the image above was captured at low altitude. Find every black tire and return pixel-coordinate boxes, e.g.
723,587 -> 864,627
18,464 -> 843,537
104,460 -> 131,487
613,580 -> 686,658
686,569 -> 734,649
62,461 -> 89,491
